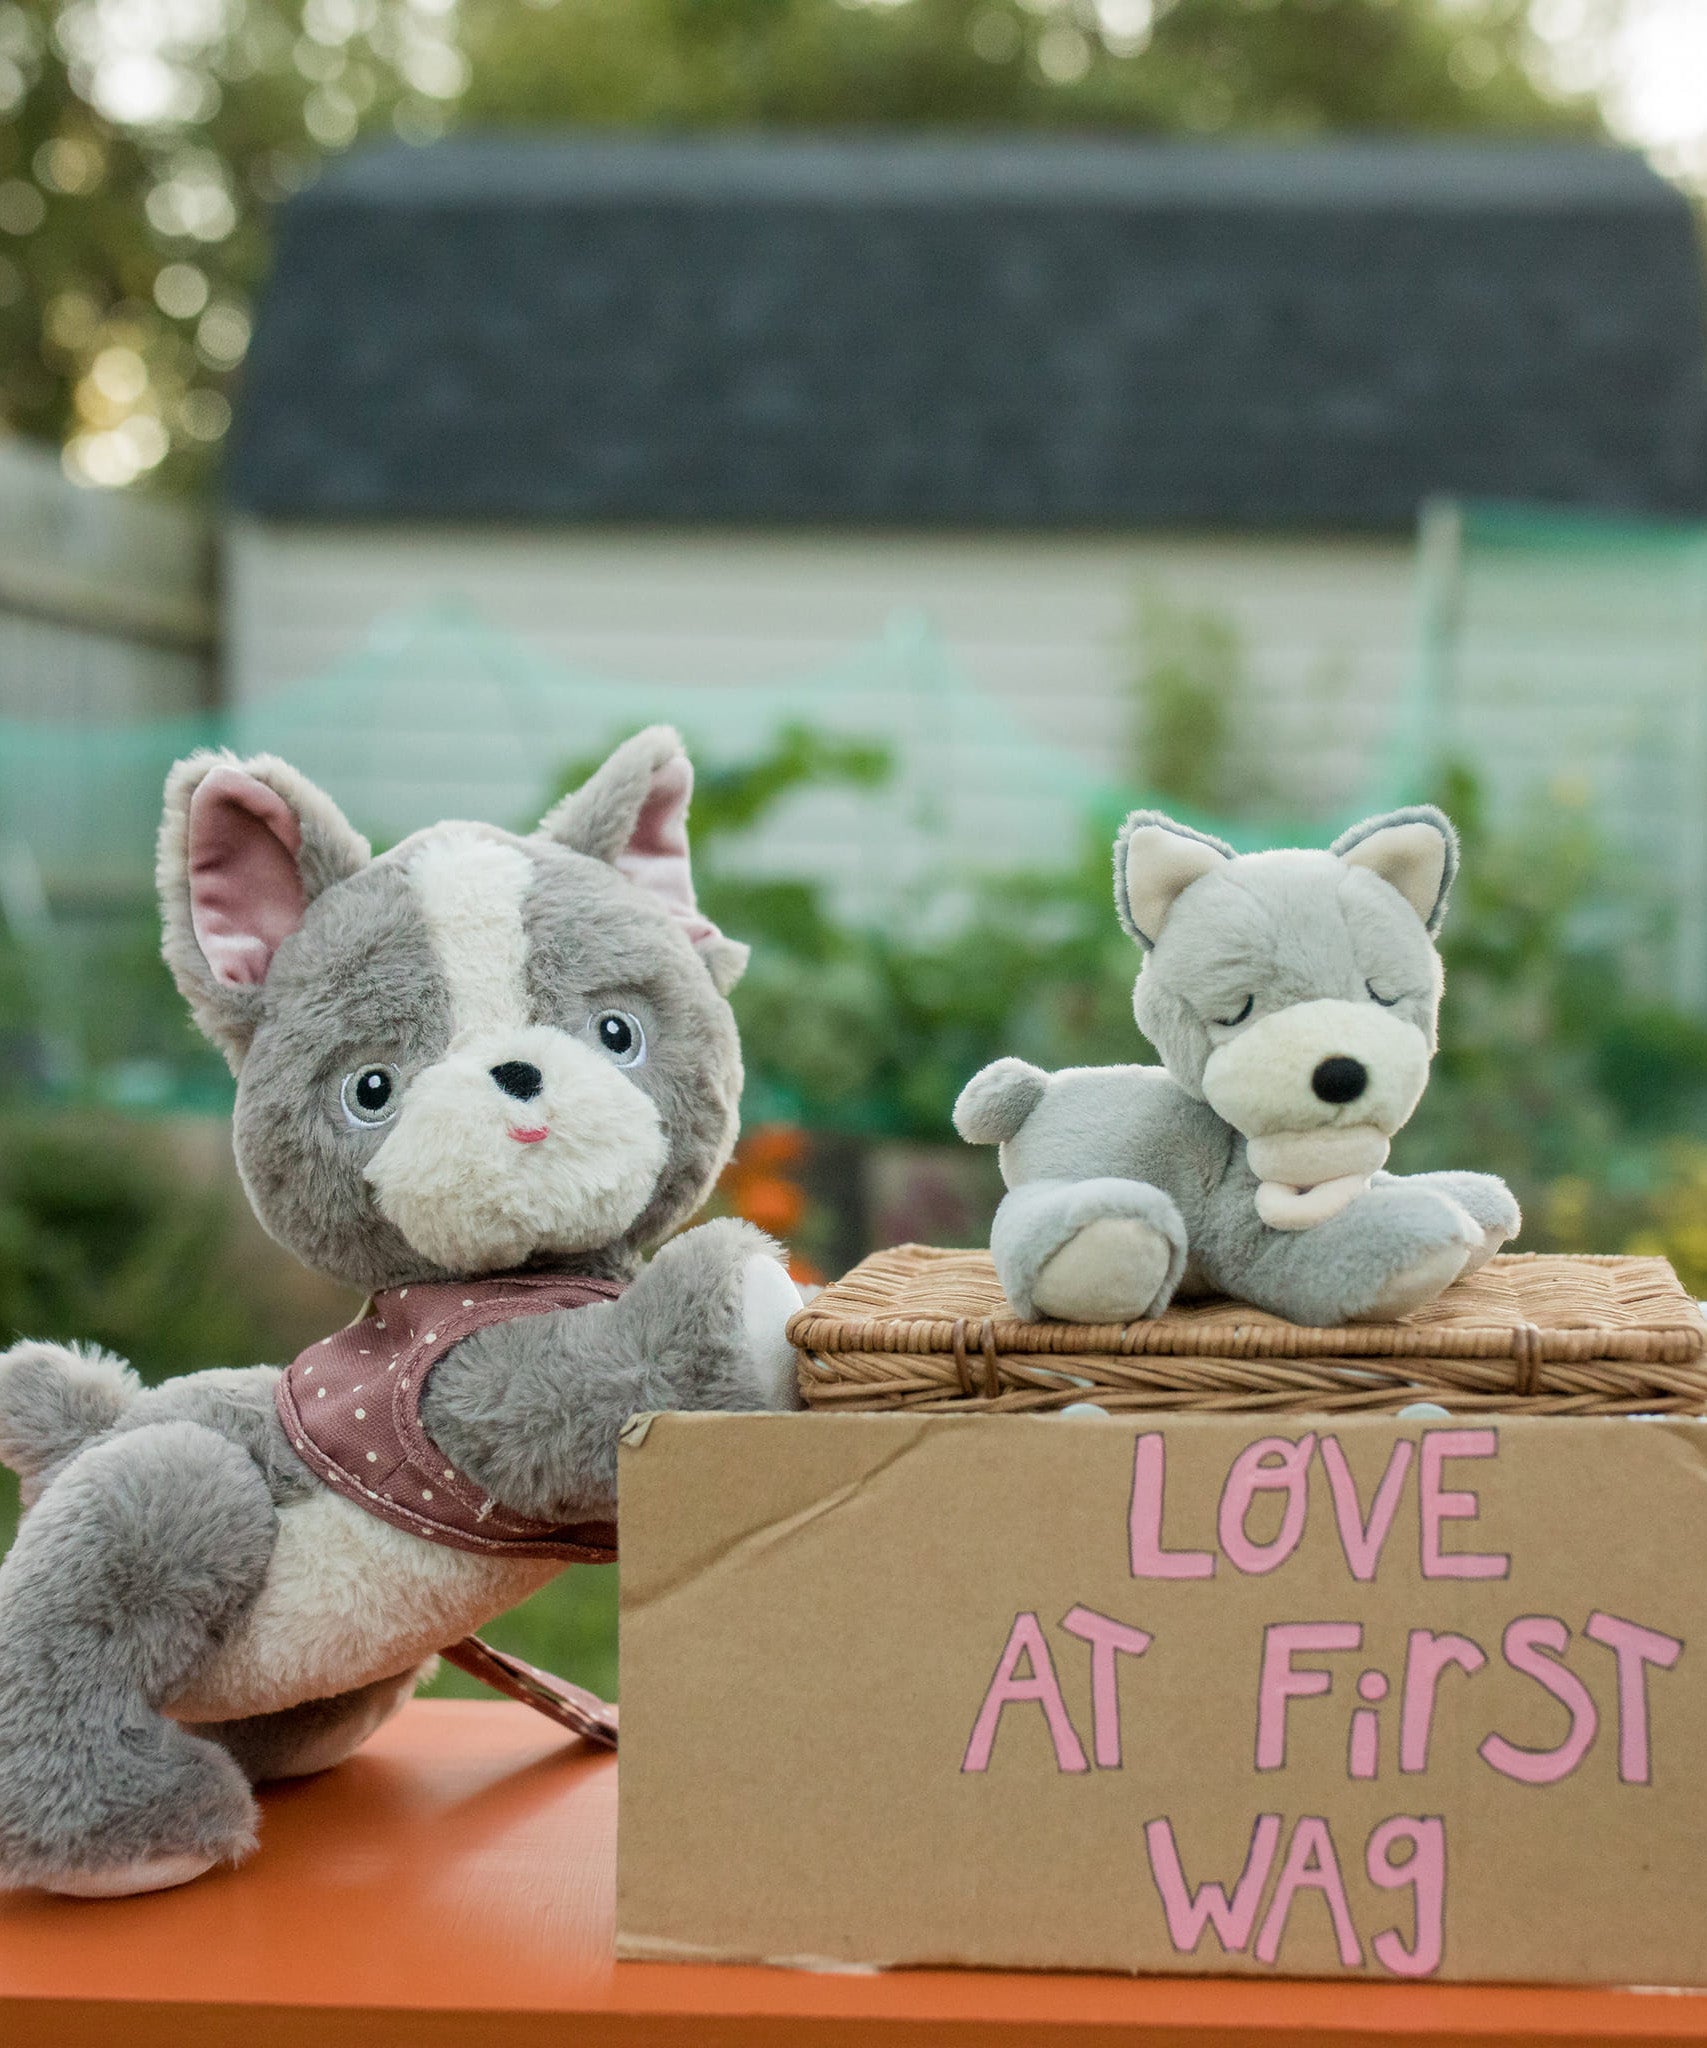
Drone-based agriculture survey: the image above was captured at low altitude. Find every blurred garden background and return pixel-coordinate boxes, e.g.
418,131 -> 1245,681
1,0 -> 1706,1703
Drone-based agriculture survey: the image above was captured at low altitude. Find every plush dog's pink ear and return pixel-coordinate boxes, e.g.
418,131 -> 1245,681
159,752 -> 371,1068
536,726 -> 748,993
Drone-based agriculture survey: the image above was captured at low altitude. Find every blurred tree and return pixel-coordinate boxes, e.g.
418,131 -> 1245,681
0,0 -> 461,490
460,0 -> 1606,138
0,0 -> 1616,492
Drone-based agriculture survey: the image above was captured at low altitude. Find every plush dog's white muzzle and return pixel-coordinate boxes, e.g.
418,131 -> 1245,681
364,1025 -> 666,1272
1203,999 -> 1429,1231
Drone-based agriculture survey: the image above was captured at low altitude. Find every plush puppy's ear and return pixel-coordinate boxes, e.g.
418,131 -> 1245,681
535,725 -> 749,994
158,751 -> 372,1069
1115,810 -> 1235,951
1332,805 -> 1458,934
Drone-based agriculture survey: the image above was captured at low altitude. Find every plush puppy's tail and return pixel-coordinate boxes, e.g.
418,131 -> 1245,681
0,1340 -> 139,1488
953,1058 -> 1050,1146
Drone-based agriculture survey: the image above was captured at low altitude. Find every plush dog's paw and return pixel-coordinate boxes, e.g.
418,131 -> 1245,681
1375,1172 -> 1521,1282
1349,1237 -> 1474,1323
1339,1189 -> 1483,1323
1032,1218 -> 1176,1323
45,1849 -> 224,1899
740,1252 -> 805,1410
0,1725 -> 258,1899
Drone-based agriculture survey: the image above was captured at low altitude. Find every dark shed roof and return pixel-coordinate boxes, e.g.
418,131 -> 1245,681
227,134 -> 1707,530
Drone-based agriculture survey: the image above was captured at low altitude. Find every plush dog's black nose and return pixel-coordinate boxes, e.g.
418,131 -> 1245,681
1311,1056 -> 1367,1105
490,1061 -> 544,1102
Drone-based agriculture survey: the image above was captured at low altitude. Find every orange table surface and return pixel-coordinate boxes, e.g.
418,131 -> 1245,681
3,1700 -> 1707,2048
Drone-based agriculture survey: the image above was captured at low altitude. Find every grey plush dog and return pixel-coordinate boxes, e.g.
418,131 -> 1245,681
0,727 -> 802,1898
955,806 -> 1519,1328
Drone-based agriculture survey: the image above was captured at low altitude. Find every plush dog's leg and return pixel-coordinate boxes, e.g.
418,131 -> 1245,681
192,1662 -> 432,1785
422,1216 -> 803,1525
992,1178 -> 1188,1323
1378,1171 -> 1520,1275
1205,1179 -> 1482,1327
0,1420 -> 276,1896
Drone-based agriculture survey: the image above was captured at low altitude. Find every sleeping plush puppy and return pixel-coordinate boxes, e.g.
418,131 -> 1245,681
0,727 -> 802,1897
956,806 -> 1519,1329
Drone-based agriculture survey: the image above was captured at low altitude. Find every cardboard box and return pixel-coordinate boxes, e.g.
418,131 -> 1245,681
616,1410 -> 1707,1985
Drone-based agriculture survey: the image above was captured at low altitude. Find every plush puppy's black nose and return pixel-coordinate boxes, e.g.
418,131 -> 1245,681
1311,1056 -> 1367,1105
490,1061 -> 544,1103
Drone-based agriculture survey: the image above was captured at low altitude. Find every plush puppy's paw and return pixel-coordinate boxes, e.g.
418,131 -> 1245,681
740,1252 -> 806,1410
44,1850 -> 223,1899
1349,1237 -> 1473,1323
1,1726 -> 259,1899
1032,1217 -> 1176,1324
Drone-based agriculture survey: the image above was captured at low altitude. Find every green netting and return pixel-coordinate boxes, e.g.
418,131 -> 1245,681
1411,498 -> 1707,1010
0,608 -> 1135,1111
10,511 -> 1706,1119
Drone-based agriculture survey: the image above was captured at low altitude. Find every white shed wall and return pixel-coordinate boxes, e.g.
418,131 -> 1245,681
224,523 -> 1419,826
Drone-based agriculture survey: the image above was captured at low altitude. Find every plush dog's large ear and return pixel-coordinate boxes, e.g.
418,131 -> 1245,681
535,725 -> 748,994
158,752 -> 372,1069
1332,805 -> 1458,933
1114,810 -> 1235,951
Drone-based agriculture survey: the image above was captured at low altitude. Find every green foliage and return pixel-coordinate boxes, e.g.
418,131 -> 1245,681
0,0 -> 449,488
1394,764 -> 1707,1285
1130,589 -> 1268,818
0,1113 -> 269,1375
0,0 -> 1611,489
423,1564 -> 620,1704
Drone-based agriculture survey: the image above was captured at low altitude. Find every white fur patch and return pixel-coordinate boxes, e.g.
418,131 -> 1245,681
48,1852 -> 219,1898
365,1024 -> 666,1271
1032,1217 -> 1174,1322
164,1488 -> 561,1724
1202,998 -> 1429,1142
1254,1173 -> 1372,1231
407,827 -> 533,1037
740,1254 -> 806,1408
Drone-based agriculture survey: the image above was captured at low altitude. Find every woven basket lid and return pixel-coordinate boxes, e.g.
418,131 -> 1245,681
787,1249 -> 1707,1415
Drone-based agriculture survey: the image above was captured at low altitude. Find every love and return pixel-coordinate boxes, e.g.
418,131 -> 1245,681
1128,1428 -> 1511,1585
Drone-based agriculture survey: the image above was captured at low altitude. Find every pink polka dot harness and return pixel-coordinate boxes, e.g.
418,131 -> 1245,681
275,1270 -> 624,1564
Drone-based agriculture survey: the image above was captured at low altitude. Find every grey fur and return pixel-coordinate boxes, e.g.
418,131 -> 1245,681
951,1057 -> 1050,1147
1330,803 -> 1459,934
0,731 -> 800,1895
1112,810 -> 1236,951
959,809 -> 1518,1327
0,1343 -> 138,1502
159,749 -> 374,1071
990,1177 -> 1189,1323
535,725 -> 750,995
0,1422 -> 276,1887
426,1217 -> 791,1521
192,1665 -> 430,1785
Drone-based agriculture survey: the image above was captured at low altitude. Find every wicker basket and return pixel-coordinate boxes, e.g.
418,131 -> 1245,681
788,1248 -> 1707,1416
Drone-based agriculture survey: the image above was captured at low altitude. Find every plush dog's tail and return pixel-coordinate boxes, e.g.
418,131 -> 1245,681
0,1341 -> 139,1486
953,1058 -> 1049,1147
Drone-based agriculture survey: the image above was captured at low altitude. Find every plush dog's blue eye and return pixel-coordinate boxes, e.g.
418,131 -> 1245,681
341,1064 -> 400,1125
1215,996 -> 1254,1028
1366,981 -> 1401,1007
594,1011 -> 646,1066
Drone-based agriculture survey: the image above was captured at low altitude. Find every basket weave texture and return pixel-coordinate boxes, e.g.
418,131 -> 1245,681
788,1248 -> 1707,1415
